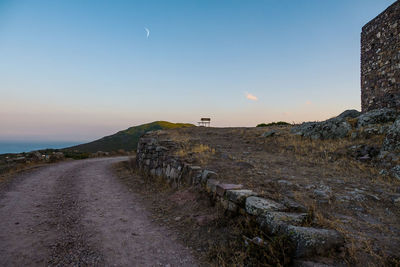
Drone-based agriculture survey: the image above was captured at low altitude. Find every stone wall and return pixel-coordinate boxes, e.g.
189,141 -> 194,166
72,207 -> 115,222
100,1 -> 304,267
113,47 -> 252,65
136,132 -> 344,259
361,1 -> 400,112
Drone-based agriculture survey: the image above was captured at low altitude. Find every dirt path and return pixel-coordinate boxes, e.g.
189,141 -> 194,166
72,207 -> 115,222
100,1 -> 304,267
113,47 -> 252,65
0,157 -> 197,266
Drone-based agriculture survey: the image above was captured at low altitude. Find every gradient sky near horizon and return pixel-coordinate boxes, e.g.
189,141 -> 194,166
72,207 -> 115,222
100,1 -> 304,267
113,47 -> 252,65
0,0 -> 397,142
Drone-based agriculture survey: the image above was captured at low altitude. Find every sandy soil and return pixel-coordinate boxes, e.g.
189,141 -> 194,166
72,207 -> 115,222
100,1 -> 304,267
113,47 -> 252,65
0,157 -> 197,266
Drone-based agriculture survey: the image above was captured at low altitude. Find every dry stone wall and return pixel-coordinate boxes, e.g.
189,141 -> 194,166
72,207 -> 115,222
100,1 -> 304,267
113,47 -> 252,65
136,132 -> 344,259
361,1 -> 400,112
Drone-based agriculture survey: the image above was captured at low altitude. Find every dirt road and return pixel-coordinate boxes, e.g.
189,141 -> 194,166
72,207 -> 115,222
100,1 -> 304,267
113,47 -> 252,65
0,157 -> 197,266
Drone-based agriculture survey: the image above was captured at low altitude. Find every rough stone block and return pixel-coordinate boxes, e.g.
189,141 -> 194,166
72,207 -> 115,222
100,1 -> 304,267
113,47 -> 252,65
283,197 -> 307,213
226,189 -> 256,206
285,226 -> 344,258
201,170 -> 218,184
245,196 -> 286,216
187,166 -> 202,185
220,199 -> 238,212
216,184 -> 243,197
206,179 -> 220,193
155,167 -> 162,177
257,212 -> 308,235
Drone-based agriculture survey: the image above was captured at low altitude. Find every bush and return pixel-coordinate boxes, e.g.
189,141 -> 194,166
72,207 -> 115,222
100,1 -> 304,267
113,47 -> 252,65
63,151 -> 90,160
257,121 -> 290,127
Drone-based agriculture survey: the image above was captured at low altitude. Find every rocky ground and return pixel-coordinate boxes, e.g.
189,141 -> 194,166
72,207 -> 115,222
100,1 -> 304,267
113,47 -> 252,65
0,157 -> 197,266
140,108 -> 400,266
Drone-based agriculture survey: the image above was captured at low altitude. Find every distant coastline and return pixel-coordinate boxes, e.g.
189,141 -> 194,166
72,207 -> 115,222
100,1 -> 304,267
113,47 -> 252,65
0,141 -> 82,155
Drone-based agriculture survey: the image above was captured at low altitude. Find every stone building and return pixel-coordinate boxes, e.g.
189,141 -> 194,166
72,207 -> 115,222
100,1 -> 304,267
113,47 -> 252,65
361,1 -> 400,112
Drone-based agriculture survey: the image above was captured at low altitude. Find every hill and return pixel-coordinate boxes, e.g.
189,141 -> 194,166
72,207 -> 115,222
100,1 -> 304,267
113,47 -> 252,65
65,121 -> 194,153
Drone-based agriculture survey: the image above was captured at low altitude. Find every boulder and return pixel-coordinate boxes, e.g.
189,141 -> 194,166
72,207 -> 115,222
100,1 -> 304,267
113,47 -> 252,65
291,114 -> 352,140
282,197 -> 307,212
390,165 -> 400,181
226,189 -> 256,206
336,109 -> 360,119
285,226 -> 344,258
357,108 -> 397,128
245,196 -> 286,216
257,212 -> 308,235
381,117 -> 400,153
262,130 -> 277,138
201,170 -> 218,184
347,144 -> 380,160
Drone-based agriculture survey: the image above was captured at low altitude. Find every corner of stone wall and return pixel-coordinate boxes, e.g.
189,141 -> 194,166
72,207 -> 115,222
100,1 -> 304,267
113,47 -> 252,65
136,134 -> 345,259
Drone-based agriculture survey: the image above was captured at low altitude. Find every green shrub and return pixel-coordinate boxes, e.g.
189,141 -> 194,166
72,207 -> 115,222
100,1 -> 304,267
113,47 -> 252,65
257,121 -> 290,127
63,151 -> 90,160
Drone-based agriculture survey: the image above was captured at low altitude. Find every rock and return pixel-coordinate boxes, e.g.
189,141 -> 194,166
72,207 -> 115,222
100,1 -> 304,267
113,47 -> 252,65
360,124 -> 391,138
282,198 -> 307,212
201,170 -> 218,184
155,146 -> 168,152
291,113 -> 352,140
257,212 -> 308,235
245,196 -> 286,216
185,165 -> 202,185
206,179 -> 220,193
285,226 -> 344,257
379,169 -> 389,176
313,189 -> 331,199
347,144 -> 380,160
291,122 -> 319,137
350,132 -> 358,139
357,108 -> 397,128
216,184 -> 243,197
381,117 -> 400,154
337,109 -> 360,119
277,179 -> 292,186
390,165 -> 400,180
225,189 -> 256,206
243,236 -> 267,247
220,199 -> 238,212
262,130 -> 277,138
394,197 -> 400,207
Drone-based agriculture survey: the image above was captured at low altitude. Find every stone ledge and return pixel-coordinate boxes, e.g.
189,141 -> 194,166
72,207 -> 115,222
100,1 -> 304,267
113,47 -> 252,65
136,134 -> 345,259
245,196 -> 287,216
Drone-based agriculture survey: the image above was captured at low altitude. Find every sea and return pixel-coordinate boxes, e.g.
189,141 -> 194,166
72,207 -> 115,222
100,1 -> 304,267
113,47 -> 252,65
0,141 -> 81,155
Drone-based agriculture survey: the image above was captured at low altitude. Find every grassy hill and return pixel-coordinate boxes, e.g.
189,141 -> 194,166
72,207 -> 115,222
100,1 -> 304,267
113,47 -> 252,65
64,121 -> 194,153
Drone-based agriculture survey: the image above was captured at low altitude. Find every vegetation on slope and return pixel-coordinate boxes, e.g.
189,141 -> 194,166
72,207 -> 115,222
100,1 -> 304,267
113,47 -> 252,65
256,121 -> 290,127
64,121 -> 194,153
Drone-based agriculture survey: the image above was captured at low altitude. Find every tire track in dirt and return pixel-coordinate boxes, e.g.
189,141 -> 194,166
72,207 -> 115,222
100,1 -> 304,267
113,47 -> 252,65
0,157 -> 197,266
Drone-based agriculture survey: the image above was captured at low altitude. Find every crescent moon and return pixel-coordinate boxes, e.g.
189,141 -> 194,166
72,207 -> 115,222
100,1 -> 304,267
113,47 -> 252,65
144,27 -> 150,38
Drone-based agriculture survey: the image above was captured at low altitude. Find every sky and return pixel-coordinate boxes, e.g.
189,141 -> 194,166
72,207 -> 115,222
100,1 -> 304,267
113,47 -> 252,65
0,0 -> 397,142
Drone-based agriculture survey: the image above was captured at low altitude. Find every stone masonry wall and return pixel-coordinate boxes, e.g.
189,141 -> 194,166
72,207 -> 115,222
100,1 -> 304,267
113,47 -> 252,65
361,1 -> 400,112
136,132 -> 344,259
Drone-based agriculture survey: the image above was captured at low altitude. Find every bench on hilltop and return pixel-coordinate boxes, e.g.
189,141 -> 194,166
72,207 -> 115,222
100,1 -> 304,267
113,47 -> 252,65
198,118 -> 211,127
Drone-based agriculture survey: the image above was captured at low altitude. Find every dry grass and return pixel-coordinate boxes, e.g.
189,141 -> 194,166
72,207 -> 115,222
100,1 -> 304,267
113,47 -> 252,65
144,126 -> 400,265
114,159 -> 298,266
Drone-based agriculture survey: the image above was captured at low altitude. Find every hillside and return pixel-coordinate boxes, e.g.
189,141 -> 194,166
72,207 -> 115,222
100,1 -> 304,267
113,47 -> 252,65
130,109 -> 400,265
65,121 -> 194,153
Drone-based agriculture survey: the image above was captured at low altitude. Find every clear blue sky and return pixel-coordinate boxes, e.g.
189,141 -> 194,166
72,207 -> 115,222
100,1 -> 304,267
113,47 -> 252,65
0,0 -> 396,141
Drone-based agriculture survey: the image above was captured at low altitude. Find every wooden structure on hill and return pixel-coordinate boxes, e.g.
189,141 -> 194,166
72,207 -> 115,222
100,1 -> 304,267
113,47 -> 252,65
198,118 -> 211,127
